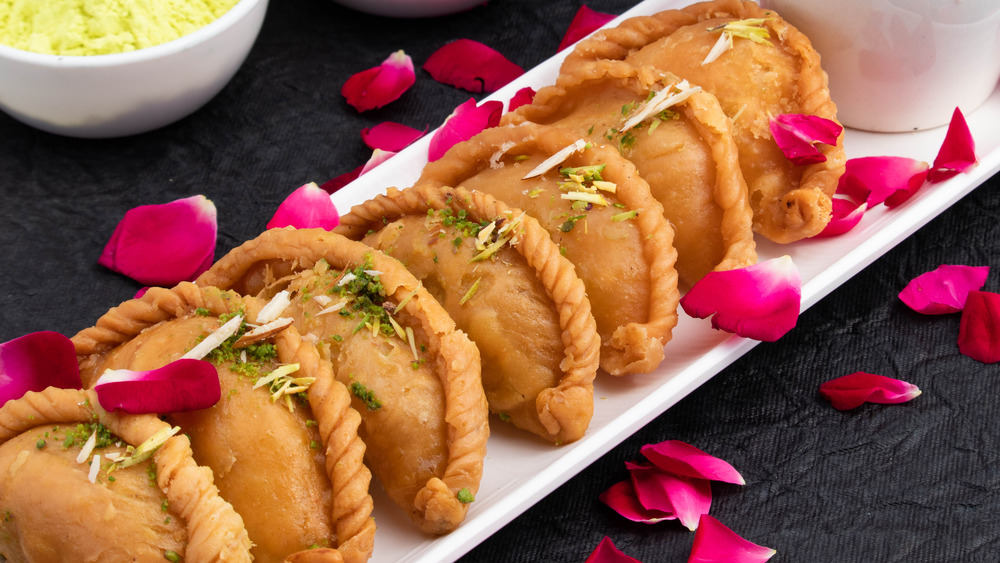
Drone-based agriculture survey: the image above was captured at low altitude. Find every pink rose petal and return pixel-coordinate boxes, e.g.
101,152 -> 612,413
640,440 -> 745,485
815,175 -> 869,238
627,461 -> 712,531
508,86 -> 536,112
680,256 -> 801,342
818,372 -> 922,411
0,331 -> 81,405
558,5 -> 617,52
599,480 -> 676,524
99,195 -> 217,286
585,537 -> 643,563
769,113 -> 842,166
899,264 -> 989,315
360,148 -> 396,174
958,291 -> 1000,363
428,98 -> 503,162
321,164 -> 364,194
341,50 -> 416,112
267,182 -> 341,231
928,107 -> 978,183
361,122 -> 426,152
93,359 -> 221,414
423,39 -> 524,93
688,514 -> 776,563
319,149 -> 397,195
845,156 -> 930,208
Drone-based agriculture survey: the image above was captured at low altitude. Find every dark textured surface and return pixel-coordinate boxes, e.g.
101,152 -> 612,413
1,1 -> 998,561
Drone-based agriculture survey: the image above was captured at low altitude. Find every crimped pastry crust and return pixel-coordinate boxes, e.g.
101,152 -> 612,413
561,0 -> 845,243
72,283 -> 375,561
336,184 -> 600,444
504,61 -> 756,288
196,229 -> 489,535
0,387 -> 253,563
414,123 -> 679,375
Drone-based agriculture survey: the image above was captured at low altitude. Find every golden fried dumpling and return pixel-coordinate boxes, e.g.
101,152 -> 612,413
196,229 -> 490,535
562,0 -> 845,243
504,61 -> 756,288
0,387 -> 252,563
414,123 -> 679,375
73,283 -> 375,562
335,185 -> 600,444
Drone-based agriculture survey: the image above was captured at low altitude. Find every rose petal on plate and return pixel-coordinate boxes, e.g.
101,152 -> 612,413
320,164 -> 364,194
627,461 -> 711,531
507,86 -> 536,112
423,39 -> 524,93
958,291 -> 1000,363
928,107 -> 978,183
0,331 -> 81,405
341,50 -> 416,112
93,359 -> 221,414
680,256 -> 802,342
319,149 -> 398,194
267,182 -> 341,231
844,156 -> 930,208
818,372 -> 922,411
99,195 -> 217,286
899,264 -> 989,315
585,536 -> 644,563
599,480 -> 677,524
815,175 -> 869,238
558,5 -> 617,52
428,98 -> 504,162
768,113 -> 843,166
360,148 -> 396,174
688,514 -> 776,563
817,196 -> 868,238
361,121 -> 427,152
640,440 -> 745,485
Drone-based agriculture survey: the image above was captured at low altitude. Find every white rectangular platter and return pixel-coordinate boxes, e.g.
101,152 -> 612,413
328,1 -> 1000,560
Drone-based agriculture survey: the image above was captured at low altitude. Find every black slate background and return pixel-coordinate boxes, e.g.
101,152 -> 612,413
1,1 -> 999,561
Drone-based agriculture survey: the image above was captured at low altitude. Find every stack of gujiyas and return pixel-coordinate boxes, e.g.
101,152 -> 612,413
0,1 -> 844,560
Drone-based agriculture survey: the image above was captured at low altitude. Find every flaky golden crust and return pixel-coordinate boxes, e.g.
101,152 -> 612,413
0,387 -> 253,563
197,229 -> 490,535
414,123 -> 679,375
72,283 -> 375,561
335,185 -> 600,444
504,60 -> 757,288
561,0 -> 845,243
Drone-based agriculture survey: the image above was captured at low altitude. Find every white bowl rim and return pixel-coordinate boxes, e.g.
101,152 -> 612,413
0,0 -> 267,68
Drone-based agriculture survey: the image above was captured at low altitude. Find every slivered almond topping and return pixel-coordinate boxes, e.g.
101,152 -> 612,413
233,317 -> 294,349
181,314 -> 243,360
522,139 -> 589,179
256,290 -> 291,324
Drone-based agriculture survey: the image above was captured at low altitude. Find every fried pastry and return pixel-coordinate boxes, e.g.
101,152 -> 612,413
0,387 -> 252,563
73,283 -> 375,562
503,61 -> 756,287
196,229 -> 490,535
562,0 -> 845,243
335,184 -> 600,444
414,123 -> 679,375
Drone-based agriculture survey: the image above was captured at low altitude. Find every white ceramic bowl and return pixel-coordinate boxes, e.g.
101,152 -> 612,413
763,0 -> 1000,132
330,0 -> 485,18
0,0 -> 268,138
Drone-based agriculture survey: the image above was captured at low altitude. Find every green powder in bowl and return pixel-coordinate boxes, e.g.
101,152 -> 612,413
0,0 -> 241,56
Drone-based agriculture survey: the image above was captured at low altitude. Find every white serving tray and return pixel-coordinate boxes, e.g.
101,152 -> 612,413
328,1 -> 1000,560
